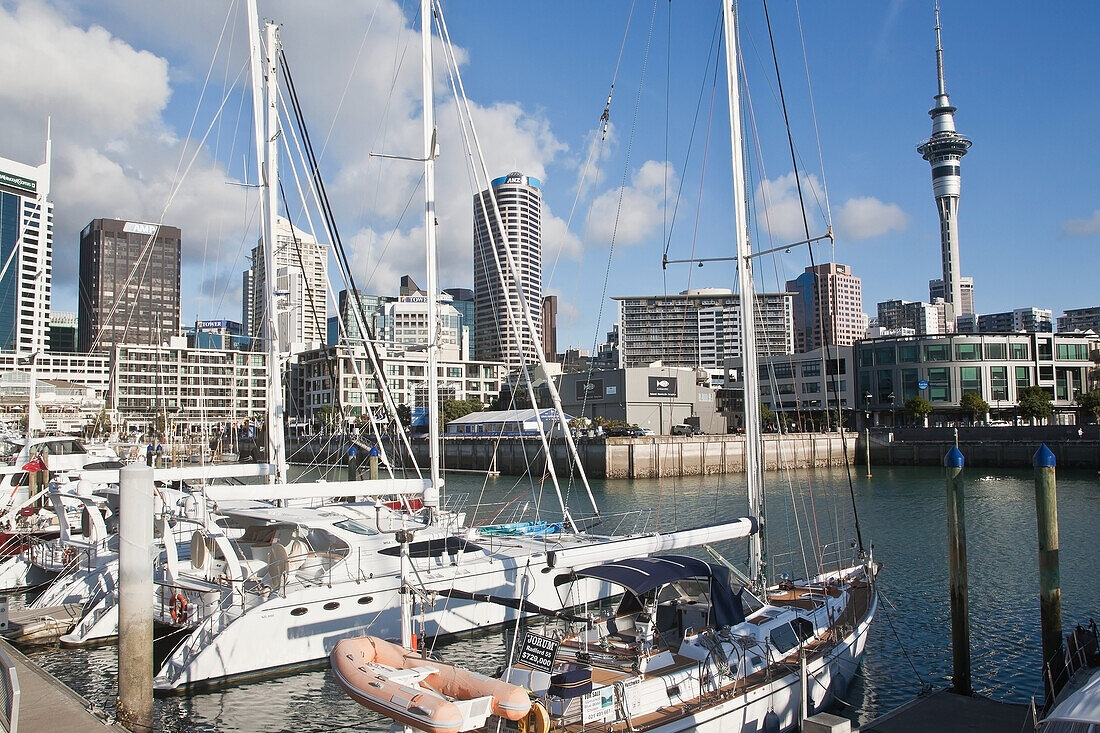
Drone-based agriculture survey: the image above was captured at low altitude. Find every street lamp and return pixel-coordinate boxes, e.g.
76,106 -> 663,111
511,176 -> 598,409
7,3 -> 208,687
863,391 -> 873,428
886,392 -> 896,428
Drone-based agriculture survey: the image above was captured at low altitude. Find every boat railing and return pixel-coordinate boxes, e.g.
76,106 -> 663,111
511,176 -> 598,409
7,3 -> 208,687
770,538 -> 860,582
0,644 -> 20,733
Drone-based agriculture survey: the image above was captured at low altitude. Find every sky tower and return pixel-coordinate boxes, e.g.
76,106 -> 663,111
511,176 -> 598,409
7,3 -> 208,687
917,4 -> 971,323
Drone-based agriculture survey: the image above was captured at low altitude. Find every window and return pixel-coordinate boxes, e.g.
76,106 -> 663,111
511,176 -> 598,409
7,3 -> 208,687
991,366 -> 1009,401
925,344 -> 950,362
875,346 -> 896,365
984,343 -> 1007,360
960,366 -> 982,395
1015,366 -> 1030,389
1056,343 -> 1089,360
801,361 -> 821,377
1038,340 -> 1053,360
1010,342 -> 1029,360
928,367 -> 951,403
773,363 -> 793,380
877,370 -> 895,403
859,346 -> 874,368
899,344 -> 921,363
901,368 -> 920,401
955,343 -> 981,361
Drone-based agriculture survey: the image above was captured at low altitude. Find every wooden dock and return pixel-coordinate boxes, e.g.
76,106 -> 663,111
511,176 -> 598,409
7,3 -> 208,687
0,638 -> 129,732
858,688 -> 1035,732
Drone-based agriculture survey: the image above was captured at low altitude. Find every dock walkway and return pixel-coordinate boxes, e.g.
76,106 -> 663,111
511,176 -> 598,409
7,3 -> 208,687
0,638 -> 127,732
859,688 -> 1035,732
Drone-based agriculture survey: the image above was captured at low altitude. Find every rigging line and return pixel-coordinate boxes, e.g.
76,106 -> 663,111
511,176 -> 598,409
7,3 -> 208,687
317,1 -> 381,161
280,51 -> 419,475
793,0 -> 833,229
436,1 -> 596,523
878,590 -> 929,689
761,0 -> 847,562
590,0 -> 659,383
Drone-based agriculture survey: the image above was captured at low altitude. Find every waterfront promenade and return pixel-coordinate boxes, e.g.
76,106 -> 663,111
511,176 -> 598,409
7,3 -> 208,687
0,638 -> 128,732
864,424 -> 1099,468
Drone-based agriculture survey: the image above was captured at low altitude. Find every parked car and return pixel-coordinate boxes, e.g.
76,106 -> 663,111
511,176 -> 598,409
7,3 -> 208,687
607,426 -> 645,438
670,424 -> 700,436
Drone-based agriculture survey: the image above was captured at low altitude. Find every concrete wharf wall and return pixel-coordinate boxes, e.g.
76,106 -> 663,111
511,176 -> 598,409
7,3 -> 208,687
862,425 -> 1100,469
415,433 -> 854,479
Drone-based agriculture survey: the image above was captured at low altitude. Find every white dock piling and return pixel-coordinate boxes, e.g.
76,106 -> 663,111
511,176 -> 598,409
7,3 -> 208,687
116,463 -> 153,733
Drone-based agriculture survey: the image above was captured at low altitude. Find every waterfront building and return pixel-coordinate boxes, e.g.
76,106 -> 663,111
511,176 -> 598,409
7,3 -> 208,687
855,332 -> 1098,426
876,299 -> 942,335
614,289 -> 794,378
1058,307 -> 1100,334
917,7 -> 972,325
785,263 -> 866,352
929,276 -> 974,317
0,140 -> 53,355
49,311 -> 78,353
292,345 -> 503,425
249,217 -> 328,355
444,408 -> 571,438
977,308 -> 1053,334
721,347 -> 855,431
78,218 -> 182,353
557,365 -> 725,435
472,172 -> 543,370
109,339 -> 267,436
0,351 -> 111,433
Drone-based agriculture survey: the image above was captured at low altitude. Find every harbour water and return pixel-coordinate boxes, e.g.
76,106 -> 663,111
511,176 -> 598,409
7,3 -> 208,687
21,462 -> 1100,731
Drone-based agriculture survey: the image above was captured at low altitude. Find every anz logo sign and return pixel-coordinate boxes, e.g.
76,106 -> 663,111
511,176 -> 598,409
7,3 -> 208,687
648,376 -> 678,398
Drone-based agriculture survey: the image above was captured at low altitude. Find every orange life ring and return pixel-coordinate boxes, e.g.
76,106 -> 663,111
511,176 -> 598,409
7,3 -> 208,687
170,593 -> 189,623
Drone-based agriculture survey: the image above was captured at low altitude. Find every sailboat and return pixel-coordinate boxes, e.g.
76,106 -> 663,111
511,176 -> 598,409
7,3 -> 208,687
332,2 -> 878,731
148,0 -> 757,693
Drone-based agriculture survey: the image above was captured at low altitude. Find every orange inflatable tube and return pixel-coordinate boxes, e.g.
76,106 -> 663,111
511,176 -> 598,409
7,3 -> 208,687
334,636 -> 532,722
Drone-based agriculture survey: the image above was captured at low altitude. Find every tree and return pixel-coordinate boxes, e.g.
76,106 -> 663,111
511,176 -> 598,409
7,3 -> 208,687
395,404 -> 412,428
1076,389 -> 1100,424
959,392 -> 990,423
905,396 -> 933,426
440,398 -> 483,428
759,403 -> 774,430
1018,386 -> 1053,424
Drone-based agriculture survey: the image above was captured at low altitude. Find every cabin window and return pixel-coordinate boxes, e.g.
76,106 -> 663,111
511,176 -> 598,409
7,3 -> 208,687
357,596 -> 373,605
290,607 -> 308,616
323,602 -> 340,611
334,519 -> 378,536
791,617 -> 815,642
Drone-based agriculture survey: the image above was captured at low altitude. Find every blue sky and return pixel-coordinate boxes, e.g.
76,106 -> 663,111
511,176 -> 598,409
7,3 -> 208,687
2,0 -> 1098,351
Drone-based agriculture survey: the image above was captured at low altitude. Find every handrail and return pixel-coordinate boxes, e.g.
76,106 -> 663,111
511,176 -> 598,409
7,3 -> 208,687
0,645 -> 20,733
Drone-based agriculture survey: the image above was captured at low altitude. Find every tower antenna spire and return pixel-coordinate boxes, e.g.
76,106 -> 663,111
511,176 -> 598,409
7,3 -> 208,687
934,2 -> 946,97
917,1 -> 972,327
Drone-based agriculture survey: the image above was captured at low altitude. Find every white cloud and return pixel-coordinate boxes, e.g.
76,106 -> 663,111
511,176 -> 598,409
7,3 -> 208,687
586,160 -> 677,247
756,172 -> 906,243
835,196 -> 909,240
1,1 -> 579,318
1062,210 -> 1100,236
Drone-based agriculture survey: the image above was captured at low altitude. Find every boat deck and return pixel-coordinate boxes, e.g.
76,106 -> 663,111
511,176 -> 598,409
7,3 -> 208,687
1,603 -> 82,643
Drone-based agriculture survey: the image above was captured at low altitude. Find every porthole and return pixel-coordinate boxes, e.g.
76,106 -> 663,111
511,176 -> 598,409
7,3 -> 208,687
290,607 -> 308,616
323,601 -> 340,611
357,596 -> 373,605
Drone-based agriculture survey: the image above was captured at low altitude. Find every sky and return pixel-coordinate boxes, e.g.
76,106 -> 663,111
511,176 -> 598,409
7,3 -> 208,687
2,0 -> 1099,353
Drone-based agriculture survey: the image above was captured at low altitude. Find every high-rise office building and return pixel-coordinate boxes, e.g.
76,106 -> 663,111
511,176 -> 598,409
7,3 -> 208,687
472,172 -> 542,370
929,276 -> 974,317
78,219 -> 181,352
978,308 -> 1053,334
443,287 -> 475,353
917,6 -> 972,324
48,311 -> 78,353
785,263 -> 865,352
0,139 -> 53,354
542,295 -> 558,361
876,299 -> 942,335
249,216 -> 328,355
241,267 -> 254,342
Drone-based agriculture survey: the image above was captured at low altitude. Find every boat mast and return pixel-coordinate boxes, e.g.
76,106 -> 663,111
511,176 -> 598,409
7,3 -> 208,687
722,0 -> 766,590
247,1 -> 287,483
421,0 -> 441,516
